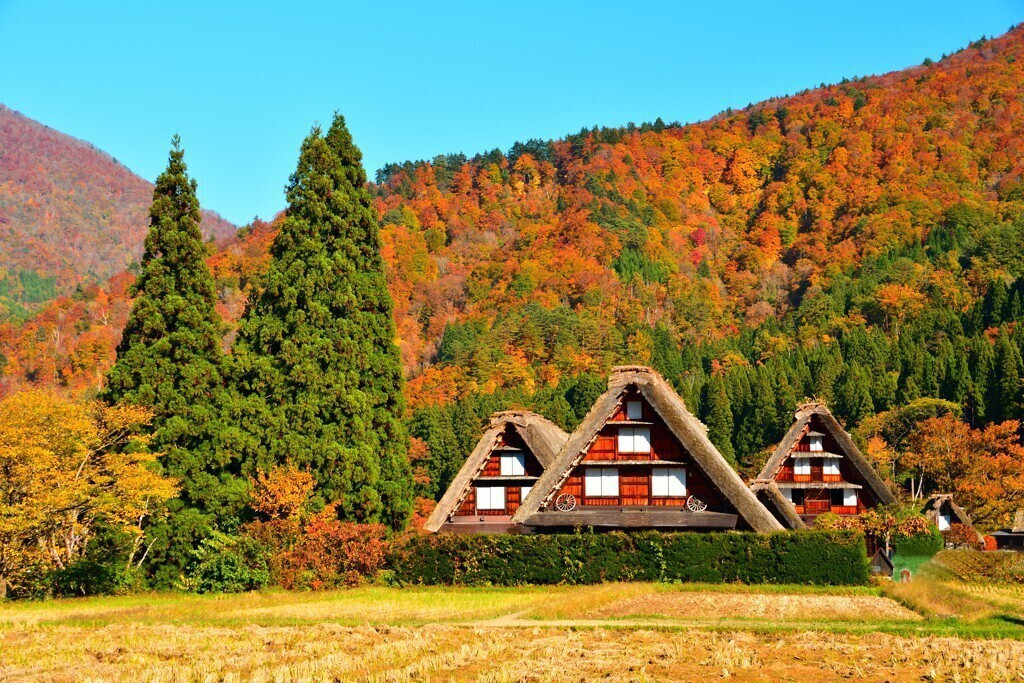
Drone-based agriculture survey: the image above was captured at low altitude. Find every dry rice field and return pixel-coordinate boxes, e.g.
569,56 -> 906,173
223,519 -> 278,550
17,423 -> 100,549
3,581 -> 1024,682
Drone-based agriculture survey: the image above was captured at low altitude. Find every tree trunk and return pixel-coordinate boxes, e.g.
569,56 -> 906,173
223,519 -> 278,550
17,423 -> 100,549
0,575 -> 8,600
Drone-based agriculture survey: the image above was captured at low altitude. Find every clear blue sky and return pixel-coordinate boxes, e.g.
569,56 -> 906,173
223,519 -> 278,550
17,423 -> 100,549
1,1 -> 1021,226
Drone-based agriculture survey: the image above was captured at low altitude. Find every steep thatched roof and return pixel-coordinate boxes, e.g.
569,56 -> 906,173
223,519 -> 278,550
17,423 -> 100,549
512,366 -> 784,532
423,411 -> 567,533
749,479 -> 806,530
922,494 -> 976,530
757,402 -> 896,506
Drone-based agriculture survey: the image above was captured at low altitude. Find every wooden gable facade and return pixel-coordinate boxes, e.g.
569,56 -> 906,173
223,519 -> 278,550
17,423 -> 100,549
513,367 -> 783,533
755,402 -> 895,527
424,411 -> 567,534
451,423 -> 544,519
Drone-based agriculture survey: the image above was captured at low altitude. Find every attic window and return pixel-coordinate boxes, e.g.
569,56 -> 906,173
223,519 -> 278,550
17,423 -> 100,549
500,452 -> 526,476
618,426 -> 651,453
626,400 -> 643,420
808,434 -> 824,452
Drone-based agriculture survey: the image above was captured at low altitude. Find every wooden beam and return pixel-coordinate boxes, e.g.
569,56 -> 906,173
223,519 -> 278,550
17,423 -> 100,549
523,509 -> 738,529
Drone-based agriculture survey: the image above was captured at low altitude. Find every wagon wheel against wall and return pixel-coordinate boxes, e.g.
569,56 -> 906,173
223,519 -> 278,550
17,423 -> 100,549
686,495 -> 707,513
555,493 -> 577,512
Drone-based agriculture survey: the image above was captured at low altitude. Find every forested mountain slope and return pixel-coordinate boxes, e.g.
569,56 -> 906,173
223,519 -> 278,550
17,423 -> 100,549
4,28 -> 1024,488
0,105 -> 235,317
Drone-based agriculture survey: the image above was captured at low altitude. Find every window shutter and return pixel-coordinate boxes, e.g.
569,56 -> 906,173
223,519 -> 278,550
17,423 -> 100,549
652,467 -> 668,496
843,489 -> 857,507
671,468 -> 686,496
585,468 -> 604,496
626,400 -> 643,420
618,427 -> 634,453
521,485 -> 532,502
501,453 -> 526,476
603,468 -> 619,496
633,427 -> 651,453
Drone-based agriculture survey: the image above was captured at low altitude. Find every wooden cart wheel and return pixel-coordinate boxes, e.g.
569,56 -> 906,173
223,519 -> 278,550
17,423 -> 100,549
687,495 -> 707,513
555,493 -> 577,512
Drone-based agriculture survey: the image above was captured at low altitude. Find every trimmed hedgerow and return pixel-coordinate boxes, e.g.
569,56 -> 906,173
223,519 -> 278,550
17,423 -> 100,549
388,530 -> 868,586
892,525 -> 944,557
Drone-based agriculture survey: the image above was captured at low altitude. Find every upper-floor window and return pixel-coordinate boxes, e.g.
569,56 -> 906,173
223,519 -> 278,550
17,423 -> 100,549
809,434 -> 824,452
585,467 -> 619,497
793,457 -> 811,476
626,400 -> 643,420
652,467 -> 686,497
823,457 -> 840,476
476,486 -> 505,510
500,452 -> 526,476
618,426 -> 651,453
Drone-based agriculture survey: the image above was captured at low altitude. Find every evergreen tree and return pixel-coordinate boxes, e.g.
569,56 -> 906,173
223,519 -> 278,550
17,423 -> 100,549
835,362 -> 874,426
701,373 -> 736,464
229,115 -> 412,529
103,137 -> 237,517
990,326 -> 1023,423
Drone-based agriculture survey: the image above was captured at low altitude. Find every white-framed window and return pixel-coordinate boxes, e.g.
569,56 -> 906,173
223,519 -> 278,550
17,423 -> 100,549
618,426 -> 651,454
476,486 -> 505,510
500,452 -> 526,476
843,489 -> 857,507
585,467 -> 619,497
651,467 -> 686,497
823,457 -> 840,476
793,457 -> 811,476
520,485 -> 532,502
938,512 -> 951,530
809,434 -> 824,452
626,400 -> 643,420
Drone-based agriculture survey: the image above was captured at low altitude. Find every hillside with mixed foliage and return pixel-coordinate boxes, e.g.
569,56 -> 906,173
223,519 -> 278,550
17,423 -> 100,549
0,105 -> 235,319
4,28 -> 1024,507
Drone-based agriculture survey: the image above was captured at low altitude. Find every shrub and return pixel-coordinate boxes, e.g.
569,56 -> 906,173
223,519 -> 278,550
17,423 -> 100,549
942,523 -> 983,550
244,512 -> 388,589
388,530 -> 868,586
188,532 -> 271,593
892,525 -> 944,557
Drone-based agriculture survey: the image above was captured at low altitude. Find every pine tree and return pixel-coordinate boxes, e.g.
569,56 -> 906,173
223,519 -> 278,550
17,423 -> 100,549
229,115 -> 412,529
103,137 -> 236,515
701,373 -> 736,465
835,362 -> 874,426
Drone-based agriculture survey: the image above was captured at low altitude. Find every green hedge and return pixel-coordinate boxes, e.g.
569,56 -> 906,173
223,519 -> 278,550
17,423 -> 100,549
388,530 -> 868,586
892,526 -> 944,557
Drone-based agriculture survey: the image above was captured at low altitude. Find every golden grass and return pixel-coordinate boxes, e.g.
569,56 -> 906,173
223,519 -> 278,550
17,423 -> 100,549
5,623 -> 1024,681
2,582 -> 1023,681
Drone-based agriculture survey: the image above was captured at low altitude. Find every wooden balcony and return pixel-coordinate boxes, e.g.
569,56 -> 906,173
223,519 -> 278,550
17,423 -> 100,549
793,504 -> 859,516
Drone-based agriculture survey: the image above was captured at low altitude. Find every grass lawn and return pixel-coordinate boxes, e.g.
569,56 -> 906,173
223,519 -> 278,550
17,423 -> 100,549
4,571 -> 1024,681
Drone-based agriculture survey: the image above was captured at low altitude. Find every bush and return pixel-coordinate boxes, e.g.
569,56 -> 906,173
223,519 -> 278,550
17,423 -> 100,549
942,523 -> 983,550
243,513 -> 389,590
892,525 -> 944,557
188,532 -> 271,593
388,530 -> 868,586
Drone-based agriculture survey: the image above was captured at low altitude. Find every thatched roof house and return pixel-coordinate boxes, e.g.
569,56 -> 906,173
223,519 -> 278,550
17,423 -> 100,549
754,402 -> 895,526
424,410 -> 567,533
512,366 -> 783,532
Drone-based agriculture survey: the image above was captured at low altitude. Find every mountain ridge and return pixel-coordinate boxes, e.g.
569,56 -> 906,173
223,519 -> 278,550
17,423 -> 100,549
0,104 -> 235,311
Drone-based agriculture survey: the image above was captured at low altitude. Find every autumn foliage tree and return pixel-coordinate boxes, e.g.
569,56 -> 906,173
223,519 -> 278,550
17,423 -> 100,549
0,390 -> 177,598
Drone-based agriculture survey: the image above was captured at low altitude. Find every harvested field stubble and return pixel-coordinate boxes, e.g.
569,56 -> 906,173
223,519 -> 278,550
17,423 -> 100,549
4,624 -> 1024,682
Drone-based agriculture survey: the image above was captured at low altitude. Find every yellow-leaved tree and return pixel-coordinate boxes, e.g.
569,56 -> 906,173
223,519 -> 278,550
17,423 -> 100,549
0,390 -> 178,598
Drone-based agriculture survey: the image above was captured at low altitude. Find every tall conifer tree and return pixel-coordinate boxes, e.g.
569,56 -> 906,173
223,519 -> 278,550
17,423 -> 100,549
229,115 -> 412,529
104,137 -> 235,515
701,373 -> 736,465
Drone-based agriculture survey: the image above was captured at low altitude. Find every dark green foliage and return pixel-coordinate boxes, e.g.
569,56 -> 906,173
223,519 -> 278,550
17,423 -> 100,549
229,115 -> 412,529
701,374 -> 735,465
389,531 -> 869,586
102,138 -> 239,520
892,526 -> 944,557
49,524 -> 147,597
188,532 -> 271,593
